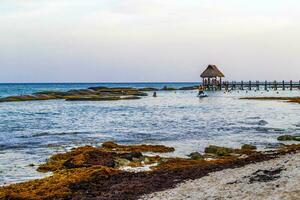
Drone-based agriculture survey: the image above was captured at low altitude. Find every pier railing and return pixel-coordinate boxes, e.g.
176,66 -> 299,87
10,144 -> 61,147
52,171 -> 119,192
204,80 -> 300,91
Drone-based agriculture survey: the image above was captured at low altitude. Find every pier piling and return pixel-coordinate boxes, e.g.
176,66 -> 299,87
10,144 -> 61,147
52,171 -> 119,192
204,80 -> 299,91
264,81 -> 267,90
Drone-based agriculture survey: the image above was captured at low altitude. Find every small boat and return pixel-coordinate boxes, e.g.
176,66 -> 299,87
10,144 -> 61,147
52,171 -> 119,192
198,93 -> 208,98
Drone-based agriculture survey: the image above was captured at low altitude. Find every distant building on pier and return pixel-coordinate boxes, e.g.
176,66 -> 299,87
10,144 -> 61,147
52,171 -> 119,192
200,65 -> 225,90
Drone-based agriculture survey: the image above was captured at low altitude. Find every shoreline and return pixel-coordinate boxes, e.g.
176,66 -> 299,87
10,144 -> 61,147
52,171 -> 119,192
141,152 -> 300,200
1,142 -> 299,200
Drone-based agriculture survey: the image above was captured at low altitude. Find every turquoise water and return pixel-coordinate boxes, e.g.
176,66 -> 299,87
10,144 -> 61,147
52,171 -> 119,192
0,83 -> 300,185
0,83 -> 198,97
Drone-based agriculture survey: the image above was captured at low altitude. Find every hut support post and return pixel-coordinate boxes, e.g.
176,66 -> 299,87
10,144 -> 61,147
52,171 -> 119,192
249,81 -> 252,90
265,81 -> 267,90
241,81 -> 244,90
274,81 -> 277,90
283,80 -> 285,90
290,80 -> 293,90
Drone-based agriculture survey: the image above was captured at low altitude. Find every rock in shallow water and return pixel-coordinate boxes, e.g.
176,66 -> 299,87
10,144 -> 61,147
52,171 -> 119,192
204,145 -> 233,156
258,120 -> 268,126
188,152 -> 204,160
265,143 -> 285,149
241,144 -> 257,150
277,135 -> 300,141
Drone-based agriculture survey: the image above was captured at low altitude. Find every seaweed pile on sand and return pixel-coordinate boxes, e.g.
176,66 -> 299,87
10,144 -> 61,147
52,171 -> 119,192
1,141 -> 300,200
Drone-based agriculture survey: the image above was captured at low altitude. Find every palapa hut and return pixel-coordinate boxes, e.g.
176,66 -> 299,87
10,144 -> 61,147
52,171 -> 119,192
200,65 -> 225,90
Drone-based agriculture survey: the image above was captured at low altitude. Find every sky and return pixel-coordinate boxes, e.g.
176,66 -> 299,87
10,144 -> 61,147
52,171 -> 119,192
1,0 -> 300,82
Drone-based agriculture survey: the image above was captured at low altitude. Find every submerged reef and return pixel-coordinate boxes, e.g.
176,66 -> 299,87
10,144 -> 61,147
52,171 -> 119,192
0,87 -> 148,103
277,135 -> 300,141
240,97 -> 300,104
1,141 -> 300,200
0,86 -> 199,103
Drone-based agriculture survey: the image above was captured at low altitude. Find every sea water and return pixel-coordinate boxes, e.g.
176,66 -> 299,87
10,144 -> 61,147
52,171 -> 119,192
0,83 -> 300,185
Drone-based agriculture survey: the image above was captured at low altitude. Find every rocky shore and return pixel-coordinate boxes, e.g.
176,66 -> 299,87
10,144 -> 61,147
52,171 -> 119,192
1,141 -> 299,200
0,85 -> 198,103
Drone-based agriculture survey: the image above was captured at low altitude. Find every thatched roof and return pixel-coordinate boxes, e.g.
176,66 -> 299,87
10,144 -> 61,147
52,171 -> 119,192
200,65 -> 225,78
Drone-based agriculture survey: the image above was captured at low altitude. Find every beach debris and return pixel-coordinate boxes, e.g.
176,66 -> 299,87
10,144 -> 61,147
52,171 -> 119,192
248,167 -> 285,183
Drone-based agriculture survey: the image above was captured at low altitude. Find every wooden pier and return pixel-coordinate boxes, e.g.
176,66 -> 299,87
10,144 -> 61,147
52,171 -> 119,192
200,65 -> 300,91
204,80 -> 300,91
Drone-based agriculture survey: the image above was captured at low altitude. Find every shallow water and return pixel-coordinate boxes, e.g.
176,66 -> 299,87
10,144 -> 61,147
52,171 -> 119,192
0,83 -> 300,185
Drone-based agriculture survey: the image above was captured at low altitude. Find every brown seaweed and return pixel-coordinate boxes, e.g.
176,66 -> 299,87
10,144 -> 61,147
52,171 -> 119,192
1,143 -> 300,200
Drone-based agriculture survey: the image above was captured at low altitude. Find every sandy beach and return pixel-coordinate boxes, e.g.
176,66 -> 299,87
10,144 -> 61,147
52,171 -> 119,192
141,153 -> 300,200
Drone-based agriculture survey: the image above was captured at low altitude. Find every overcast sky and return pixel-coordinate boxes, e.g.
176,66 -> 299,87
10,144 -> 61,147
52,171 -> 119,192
1,0 -> 300,82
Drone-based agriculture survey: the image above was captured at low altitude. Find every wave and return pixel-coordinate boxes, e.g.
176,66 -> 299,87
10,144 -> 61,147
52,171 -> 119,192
0,142 -> 41,151
18,131 -> 92,138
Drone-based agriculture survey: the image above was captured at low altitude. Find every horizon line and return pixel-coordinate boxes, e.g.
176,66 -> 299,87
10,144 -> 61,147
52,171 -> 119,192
0,81 -> 202,84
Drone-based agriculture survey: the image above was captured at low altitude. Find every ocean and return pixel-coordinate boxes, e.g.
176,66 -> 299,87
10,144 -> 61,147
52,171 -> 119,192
0,83 -> 300,185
